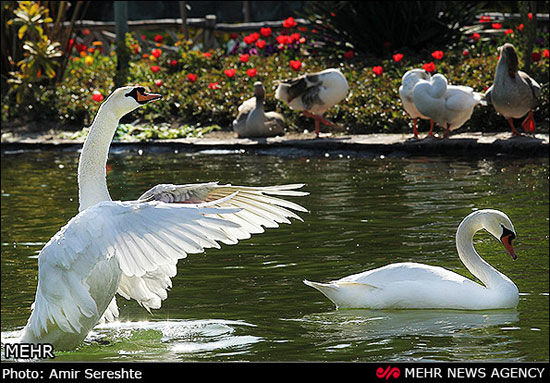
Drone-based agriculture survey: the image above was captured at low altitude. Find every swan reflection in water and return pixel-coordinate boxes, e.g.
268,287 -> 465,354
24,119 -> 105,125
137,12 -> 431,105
294,309 -> 520,360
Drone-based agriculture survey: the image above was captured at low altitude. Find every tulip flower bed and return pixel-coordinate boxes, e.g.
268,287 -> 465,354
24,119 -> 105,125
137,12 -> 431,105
3,16 -> 549,140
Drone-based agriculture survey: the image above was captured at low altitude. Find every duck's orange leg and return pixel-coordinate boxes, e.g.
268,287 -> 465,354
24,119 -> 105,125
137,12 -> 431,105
426,120 -> 435,137
412,118 -> 419,138
304,111 -> 336,138
507,118 -> 520,136
521,110 -> 536,133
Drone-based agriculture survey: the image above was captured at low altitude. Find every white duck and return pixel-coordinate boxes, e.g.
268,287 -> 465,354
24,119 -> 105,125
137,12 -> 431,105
399,69 -> 434,138
19,86 -> 308,351
275,68 -> 349,138
304,209 -> 519,310
485,43 -> 541,136
233,82 -> 285,138
412,73 -> 485,138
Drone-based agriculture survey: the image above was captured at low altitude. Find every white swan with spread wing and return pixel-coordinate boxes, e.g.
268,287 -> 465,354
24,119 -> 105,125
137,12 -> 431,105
304,209 -> 519,310
19,86 -> 308,350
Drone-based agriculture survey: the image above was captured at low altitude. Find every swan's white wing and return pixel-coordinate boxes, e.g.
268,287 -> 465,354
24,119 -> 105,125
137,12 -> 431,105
123,183 -> 308,311
25,205 -> 122,339
24,200 -> 243,338
138,182 -> 309,233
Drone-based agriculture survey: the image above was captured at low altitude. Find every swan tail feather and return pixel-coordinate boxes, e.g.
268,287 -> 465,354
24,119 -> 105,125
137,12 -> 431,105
304,279 -> 378,309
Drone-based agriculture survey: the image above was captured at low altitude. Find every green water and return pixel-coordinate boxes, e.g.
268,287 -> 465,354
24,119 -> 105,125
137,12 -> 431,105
1,148 -> 548,362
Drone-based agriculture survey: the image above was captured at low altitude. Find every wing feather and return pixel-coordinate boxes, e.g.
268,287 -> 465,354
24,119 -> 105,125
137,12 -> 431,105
24,184 -> 307,336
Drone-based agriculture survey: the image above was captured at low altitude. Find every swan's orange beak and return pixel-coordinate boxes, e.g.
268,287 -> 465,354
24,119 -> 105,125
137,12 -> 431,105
137,90 -> 162,103
502,235 -> 517,260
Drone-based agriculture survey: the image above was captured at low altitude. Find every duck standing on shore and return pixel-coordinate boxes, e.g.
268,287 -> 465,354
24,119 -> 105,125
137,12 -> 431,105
412,73 -> 485,138
485,43 -> 541,136
275,68 -> 349,138
399,69 -> 435,138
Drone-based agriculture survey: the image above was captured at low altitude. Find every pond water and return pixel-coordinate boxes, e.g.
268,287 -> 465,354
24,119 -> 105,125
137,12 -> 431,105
1,148 -> 548,362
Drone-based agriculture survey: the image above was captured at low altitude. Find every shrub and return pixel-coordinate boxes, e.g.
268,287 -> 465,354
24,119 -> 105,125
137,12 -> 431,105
300,1 -> 484,57
2,5 -> 548,137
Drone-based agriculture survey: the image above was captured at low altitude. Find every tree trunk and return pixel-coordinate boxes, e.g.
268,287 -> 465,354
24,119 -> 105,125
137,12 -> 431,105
114,1 -> 129,88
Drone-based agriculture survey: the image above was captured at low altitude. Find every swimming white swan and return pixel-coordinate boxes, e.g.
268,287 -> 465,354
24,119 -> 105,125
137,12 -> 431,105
399,69 -> 434,138
233,82 -> 285,138
275,68 -> 349,138
19,86 -> 308,350
412,73 -> 485,138
485,43 -> 541,136
304,209 -> 519,310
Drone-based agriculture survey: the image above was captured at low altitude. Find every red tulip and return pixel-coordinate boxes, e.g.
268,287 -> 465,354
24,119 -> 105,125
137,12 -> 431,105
283,17 -> 297,28
392,53 -> 403,62
492,23 -> 502,29
528,12 -> 533,20
187,73 -> 197,82
255,39 -> 266,49
151,65 -> 160,73
290,60 -> 302,71
517,23 -> 524,31
289,33 -> 301,43
169,59 -> 178,67
462,49 -> 470,56
151,48 -> 161,58
92,91 -> 104,102
239,54 -> 250,63
344,50 -> 355,60
154,34 -> 163,43
154,79 -> 163,86
246,68 -> 257,77
230,33 -> 239,40
277,35 -> 290,45
208,82 -> 220,89
372,66 -> 383,76
470,33 -> 481,42
82,28 -> 90,36
423,62 -> 436,73
260,27 -> 272,37
224,68 -> 236,78
244,32 -> 259,44
531,51 -> 541,62
543,49 -> 549,59
202,52 -> 212,58
431,50 -> 444,60
504,29 -> 514,35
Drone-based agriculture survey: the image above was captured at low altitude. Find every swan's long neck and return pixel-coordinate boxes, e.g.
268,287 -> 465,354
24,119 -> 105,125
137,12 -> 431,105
78,104 -> 119,212
455,213 -> 512,289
